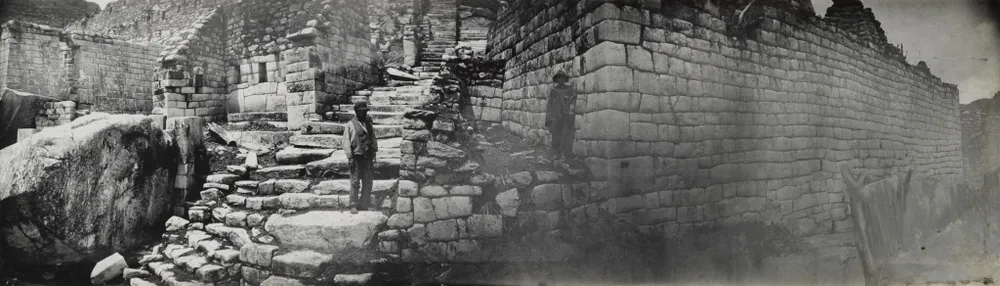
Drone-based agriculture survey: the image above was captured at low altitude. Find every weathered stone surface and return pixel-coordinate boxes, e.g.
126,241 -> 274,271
427,141 -> 465,158
495,189 -> 520,217
246,196 -> 281,210
387,213 -> 414,229
0,114 -> 177,265
432,197 -> 473,220
90,253 -> 127,284
334,273 -> 373,286
276,147 -> 334,165
241,266 -> 271,285
398,180 -> 419,197
240,243 -> 279,268
264,211 -> 387,262
275,179 -> 311,194
508,171 -> 533,187
532,184 -> 566,210
414,197 -> 437,223
420,185 -> 449,197
466,215 -> 503,238
255,165 -> 305,179
201,188 -> 224,200
279,193 -> 319,209
290,134 -> 343,149
272,250 -> 333,279
261,276 -> 309,286
427,219 -> 459,241
450,185 -> 482,196
195,264 -> 227,282
165,216 -> 190,232
312,180 -> 350,195
122,268 -> 150,280
396,197 -> 413,212
301,122 -> 346,135
206,174 -> 241,185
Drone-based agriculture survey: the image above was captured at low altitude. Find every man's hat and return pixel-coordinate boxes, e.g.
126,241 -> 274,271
552,71 -> 570,82
354,101 -> 370,111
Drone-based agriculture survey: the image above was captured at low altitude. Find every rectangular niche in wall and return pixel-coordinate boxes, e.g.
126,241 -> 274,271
258,63 -> 267,82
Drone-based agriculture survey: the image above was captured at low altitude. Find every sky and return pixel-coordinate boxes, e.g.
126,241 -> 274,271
812,0 -> 1000,103
86,0 -> 998,103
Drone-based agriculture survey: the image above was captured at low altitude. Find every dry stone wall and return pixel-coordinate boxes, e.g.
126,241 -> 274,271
157,9 -> 229,121
960,92 -> 1000,188
225,0 -> 378,125
0,21 -> 161,114
69,0 -> 236,47
486,0 -> 962,238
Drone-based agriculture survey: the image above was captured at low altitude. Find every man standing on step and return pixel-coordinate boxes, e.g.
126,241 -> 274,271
343,101 -> 378,214
544,70 -> 577,162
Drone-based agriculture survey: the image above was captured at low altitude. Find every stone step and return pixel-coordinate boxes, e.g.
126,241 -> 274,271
275,146 -> 335,165
268,251 -> 378,282
289,134 -> 343,149
351,95 -> 424,106
336,104 -> 411,113
305,150 -> 401,179
302,121 -> 403,139
300,122 -> 345,135
334,112 -> 405,126
263,210 -> 388,263
153,245 -> 236,284
228,112 -> 287,123
225,192 -> 393,213
252,165 -> 306,180
228,179 -> 398,198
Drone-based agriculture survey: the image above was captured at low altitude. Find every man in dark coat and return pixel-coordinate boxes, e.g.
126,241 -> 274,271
342,101 -> 378,214
545,71 -> 577,161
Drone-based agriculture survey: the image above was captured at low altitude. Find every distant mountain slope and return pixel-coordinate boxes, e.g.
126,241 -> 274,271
0,0 -> 100,28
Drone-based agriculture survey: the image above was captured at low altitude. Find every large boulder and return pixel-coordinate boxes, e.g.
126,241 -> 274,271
0,114 -> 179,265
264,211 -> 387,263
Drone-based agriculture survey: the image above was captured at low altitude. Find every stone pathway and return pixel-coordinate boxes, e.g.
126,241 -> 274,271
125,75 -> 439,286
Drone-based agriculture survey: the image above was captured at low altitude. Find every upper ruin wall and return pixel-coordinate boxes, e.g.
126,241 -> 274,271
0,0 -> 100,28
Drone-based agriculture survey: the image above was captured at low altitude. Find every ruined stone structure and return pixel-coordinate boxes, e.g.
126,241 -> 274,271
961,91 -> 1000,187
484,0 -> 961,240
0,21 -> 162,113
0,0 -> 100,29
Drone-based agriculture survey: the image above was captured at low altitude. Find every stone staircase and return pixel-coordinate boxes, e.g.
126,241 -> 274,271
127,72 -> 440,286
127,153 -> 404,285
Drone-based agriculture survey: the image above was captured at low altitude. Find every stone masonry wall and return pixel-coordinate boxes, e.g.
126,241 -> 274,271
0,22 -> 70,98
225,0 -> 378,125
486,0 -> 962,238
0,21 -> 161,114
69,0 -> 236,47
72,34 -> 161,113
960,92 -> 1000,188
157,9 -> 229,122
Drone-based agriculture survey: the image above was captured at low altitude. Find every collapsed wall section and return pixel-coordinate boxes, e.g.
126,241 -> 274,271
487,0 -> 962,238
156,8 -> 230,122
0,21 -> 160,114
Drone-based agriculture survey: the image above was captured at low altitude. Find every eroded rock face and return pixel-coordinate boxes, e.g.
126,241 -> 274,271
0,114 -> 179,265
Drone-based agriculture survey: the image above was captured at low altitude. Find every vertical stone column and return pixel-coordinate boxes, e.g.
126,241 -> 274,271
284,29 -> 326,131
167,116 -> 204,216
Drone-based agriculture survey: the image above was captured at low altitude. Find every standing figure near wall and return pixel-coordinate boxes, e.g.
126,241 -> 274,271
342,101 -> 378,214
545,71 -> 577,161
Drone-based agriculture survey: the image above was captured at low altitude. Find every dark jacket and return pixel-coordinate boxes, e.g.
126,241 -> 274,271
342,117 -> 378,157
545,84 -> 577,128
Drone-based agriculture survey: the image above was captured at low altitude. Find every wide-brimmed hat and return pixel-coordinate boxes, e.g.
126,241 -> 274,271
552,71 -> 570,82
354,101 -> 370,111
